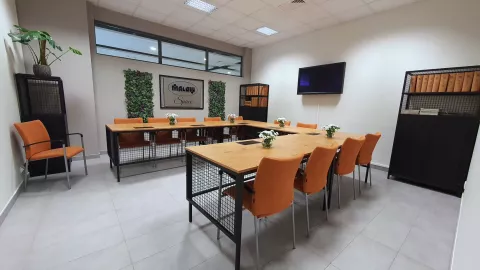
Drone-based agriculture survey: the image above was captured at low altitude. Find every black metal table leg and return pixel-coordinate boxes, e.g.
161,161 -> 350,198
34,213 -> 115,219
186,152 -> 193,223
234,173 -> 244,270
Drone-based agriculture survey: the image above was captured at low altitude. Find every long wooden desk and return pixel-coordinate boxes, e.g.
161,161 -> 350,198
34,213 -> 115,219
185,127 -> 362,270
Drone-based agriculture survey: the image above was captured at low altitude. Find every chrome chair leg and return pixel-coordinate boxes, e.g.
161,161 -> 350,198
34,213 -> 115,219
45,158 -> 49,180
24,160 -> 29,190
305,194 -> 310,237
81,135 -> 88,175
324,187 -> 329,220
337,175 -> 341,209
358,165 -> 361,195
216,172 -> 223,240
63,144 -> 71,189
352,170 -> 356,200
254,217 -> 260,270
292,202 -> 296,249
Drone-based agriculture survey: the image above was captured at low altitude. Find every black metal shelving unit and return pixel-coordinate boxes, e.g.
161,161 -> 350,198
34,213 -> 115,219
389,65 -> 480,197
239,83 -> 269,122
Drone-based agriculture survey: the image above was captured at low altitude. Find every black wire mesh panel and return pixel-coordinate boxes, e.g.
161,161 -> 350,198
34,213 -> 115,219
191,156 -> 238,236
26,79 -> 63,114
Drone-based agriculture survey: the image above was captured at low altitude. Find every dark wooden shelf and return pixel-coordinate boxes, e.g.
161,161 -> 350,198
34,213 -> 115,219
404,92 -> 480,96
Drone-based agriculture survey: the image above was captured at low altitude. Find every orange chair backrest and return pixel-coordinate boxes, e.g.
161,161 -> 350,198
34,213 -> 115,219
177,117 -> 196,123
252,154 -> 304,217
114,118 -> 143,124
297,122 -> 318,129
14,120 -> 51,159
236,116 -> 244,120
336,137 -> 365,176
357,133 -> 382,165
148,118 -> 169,123
303,146 -> 339,194
114,118 -> 145,145
204,117 -> 221,122
274,120 -> 291,126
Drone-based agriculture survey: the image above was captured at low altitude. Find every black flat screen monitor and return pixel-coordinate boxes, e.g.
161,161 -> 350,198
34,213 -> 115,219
297,62 -> 346,95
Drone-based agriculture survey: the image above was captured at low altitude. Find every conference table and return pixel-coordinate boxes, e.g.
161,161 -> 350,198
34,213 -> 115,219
184,121 -> 362,270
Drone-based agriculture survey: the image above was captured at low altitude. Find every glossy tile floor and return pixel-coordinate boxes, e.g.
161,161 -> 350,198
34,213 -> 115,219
0,155 -> 460,270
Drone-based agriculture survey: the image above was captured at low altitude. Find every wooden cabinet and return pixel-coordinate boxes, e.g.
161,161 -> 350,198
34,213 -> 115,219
239,84 -> 269,122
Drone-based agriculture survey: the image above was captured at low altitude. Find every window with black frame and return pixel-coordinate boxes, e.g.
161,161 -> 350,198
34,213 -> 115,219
94,22 -> 242,77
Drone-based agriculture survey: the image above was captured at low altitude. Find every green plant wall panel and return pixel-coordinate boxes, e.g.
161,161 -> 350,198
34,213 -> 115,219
124,69 -> 153,123
208,80 -> 226,120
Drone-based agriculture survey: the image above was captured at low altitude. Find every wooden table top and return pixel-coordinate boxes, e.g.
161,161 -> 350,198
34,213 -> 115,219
106,120 -> 320,134
186,131 -> 363,174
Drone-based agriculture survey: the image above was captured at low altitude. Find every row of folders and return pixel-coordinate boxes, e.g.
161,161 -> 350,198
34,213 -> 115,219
244,97 -> 268,107
409,71 -> 480,93
245,86 -> 269,96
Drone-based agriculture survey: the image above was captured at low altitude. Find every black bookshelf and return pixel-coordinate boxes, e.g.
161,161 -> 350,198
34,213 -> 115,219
389,65 -> 480,197
15,74 -> 70,177
239,83 -> 269,122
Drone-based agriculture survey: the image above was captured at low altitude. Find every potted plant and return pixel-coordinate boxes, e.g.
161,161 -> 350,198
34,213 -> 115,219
227,113 -> 237,123
322,124 -> 340,138
259,130 -> 279,148
8,25 -> 82,77
277,117 -> 287,128
166,113 -> 178,125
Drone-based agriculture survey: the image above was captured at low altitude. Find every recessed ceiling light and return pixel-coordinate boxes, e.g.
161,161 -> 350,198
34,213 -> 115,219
150,46 -> 157,51
256,27 -> 278,36
185,0 -> 217,13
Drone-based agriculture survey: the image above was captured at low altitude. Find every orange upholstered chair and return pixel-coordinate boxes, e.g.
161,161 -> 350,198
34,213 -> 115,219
204,117 -> 221,122
274,120 -> 291,126
177,117 -> 207,145
335,137 -> 365,208
14,120 -> 87,189
296,122 -> 318,129
294,146 -> 338,235
221,155 -> 304,269
114,118 -> 150,149
148,118 -> 182,157
235,116 -> 244,120
356,133 -> 382,191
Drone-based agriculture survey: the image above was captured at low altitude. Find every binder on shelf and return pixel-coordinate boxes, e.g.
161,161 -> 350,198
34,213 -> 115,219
421,75 -> 429,92
472,71 -> 480,92
454,72 -> 465,92
426,75 -> 435,92
462,72 -> 474,92
409,76 -> 417,92
416,75 -> 424,93
432,74 -> 441,92
438,74 -> 449,92
447,73 -> 456,92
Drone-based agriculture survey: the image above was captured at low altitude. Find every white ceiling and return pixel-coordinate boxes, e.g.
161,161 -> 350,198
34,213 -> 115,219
88,0 -> 423,48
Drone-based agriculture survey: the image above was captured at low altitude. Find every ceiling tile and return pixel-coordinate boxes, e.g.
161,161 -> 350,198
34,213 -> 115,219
139,0 -> 179,14
187,24 -> 215,36
268,18 -> 305,32
234,17 -> 264,30
277,2 -> 303,12
362,0 -> 376,3
162,16 -> 195,30
239,31 -> 264,42
98,0 -> 139,15
262,0 -> 290,7
288,3 -> 331,23
169,7 -> 206,23
321,0 -> 366,14
228,37 -> 249,46
369,0 -> 416,12
210,30 -> 234,41
134,7 -> 167,23
196,17 -> 224,31
218,24 -> 248,36
307,16 -> 340,30
250,6 -> 286,24
227,0 -> 266,15
336,5 -> 373,21
209,7 -> 244,23
207,0 -> 233,7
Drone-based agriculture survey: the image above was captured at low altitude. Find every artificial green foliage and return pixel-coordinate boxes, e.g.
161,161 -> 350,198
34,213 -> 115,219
208,80 -> 226,120
8,25 -> 82,66
124,69 -> 154,123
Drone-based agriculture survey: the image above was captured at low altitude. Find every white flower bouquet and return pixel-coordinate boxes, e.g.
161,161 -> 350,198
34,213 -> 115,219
259,130 -> 279,148
227,113 -> 237,123
166,113 -> 178,125
277,117 -> 287,127
322,124 -> 340,138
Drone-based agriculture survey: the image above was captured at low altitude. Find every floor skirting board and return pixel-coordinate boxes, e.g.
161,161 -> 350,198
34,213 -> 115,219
0,181 -> 23,227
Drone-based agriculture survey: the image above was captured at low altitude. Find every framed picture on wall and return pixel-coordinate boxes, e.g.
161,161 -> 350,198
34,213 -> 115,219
159,75 -> 204,109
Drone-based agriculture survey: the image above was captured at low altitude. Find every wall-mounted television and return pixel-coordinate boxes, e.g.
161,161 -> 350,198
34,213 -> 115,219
297,62 -> 346,95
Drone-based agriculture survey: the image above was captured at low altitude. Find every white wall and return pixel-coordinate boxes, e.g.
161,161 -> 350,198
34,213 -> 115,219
89,6 -> 250,152
251,0 -> 480,167
0,0 -> 25,216
16,0 -> 99,156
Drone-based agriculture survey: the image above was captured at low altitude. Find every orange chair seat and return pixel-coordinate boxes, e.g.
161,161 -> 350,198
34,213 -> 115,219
223,181 -> 255,215
30,146 -> 84,161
